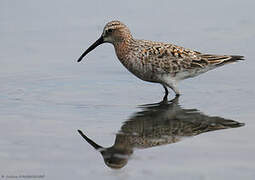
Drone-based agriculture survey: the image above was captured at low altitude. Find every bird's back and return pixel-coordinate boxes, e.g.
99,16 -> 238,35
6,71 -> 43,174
128,39 -> 244,81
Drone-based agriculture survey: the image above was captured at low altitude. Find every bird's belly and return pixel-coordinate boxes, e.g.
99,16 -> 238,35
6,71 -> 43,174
175,67 -> 213,80
120,59 -> 160,83
120,58 -> 212,84
127,66 -> 159,83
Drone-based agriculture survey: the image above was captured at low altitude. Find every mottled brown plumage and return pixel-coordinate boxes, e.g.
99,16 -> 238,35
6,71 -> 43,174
77,20 -> 244,97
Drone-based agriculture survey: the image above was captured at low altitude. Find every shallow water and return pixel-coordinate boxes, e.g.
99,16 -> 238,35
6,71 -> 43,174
1,0 -> 255,179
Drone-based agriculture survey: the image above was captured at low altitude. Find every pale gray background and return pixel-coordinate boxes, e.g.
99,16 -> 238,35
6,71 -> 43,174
0,0 -> 254,179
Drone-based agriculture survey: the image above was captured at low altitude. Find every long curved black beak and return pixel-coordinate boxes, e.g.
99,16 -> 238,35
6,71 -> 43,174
77,129 -> 103,150
77,36 -> 104,62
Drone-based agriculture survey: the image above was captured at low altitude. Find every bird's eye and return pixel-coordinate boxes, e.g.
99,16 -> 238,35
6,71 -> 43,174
107,29 -> 113,33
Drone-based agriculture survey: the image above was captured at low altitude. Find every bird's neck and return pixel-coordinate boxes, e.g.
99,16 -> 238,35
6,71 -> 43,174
113,38 -> 135,61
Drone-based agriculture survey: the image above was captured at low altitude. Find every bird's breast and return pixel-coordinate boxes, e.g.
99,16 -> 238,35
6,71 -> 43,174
119,56 -> 161,82
114,43 -> 164,83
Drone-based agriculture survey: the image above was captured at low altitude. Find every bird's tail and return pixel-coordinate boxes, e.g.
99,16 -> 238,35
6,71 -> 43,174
201,54 -> 244,66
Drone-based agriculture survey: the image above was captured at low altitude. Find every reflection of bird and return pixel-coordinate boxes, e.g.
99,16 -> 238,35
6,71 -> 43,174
77,97 -> 244,169
77,20 -> 244,97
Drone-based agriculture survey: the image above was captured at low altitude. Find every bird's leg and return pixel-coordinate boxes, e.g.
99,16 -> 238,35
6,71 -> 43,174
162,85 -> 169,102
175,93 -> 180,97
171,86 -> 180,96
165,82 -> 181,96
163,85 -> 169,96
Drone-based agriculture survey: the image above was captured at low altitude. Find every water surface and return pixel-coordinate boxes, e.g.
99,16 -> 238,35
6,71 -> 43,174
0,0 -> 254,179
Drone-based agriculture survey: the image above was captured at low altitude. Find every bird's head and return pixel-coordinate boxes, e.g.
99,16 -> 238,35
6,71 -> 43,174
77,20 -> 132,62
